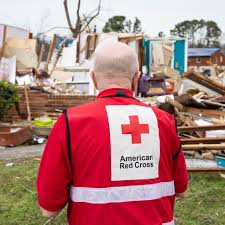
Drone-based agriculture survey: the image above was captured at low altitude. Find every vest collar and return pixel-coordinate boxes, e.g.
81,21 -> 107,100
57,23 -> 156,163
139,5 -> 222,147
97,88 -> 134,99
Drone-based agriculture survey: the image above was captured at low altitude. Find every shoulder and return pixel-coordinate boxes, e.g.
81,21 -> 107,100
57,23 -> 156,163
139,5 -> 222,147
137,101 -> 175,128
151,106 -> 175,124
66,98 -> 105,121
67,98 -> 97,113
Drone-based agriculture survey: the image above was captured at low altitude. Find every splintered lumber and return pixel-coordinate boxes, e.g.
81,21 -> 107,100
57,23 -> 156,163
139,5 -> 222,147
165,97 -> 225,117
44,34 -> 57,72
184,70 -> 225,95
182,144 -> 225,151
176,114 -> 205,138
188,167 -> 225,173
0,25 -> 7,59
175,94 -> 205,108
166,97 -> 184,110
181,137 -> 225,144
185,107 -> 225,117
178,124 -> 225,132
24,85 -> 31,122
16,68 -> 34,76
37,44 -> 45,68
50,44 -> 64,75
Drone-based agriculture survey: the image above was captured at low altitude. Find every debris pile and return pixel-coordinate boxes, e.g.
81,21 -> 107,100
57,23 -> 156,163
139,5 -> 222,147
139,66 -> 225,171
0,25 -> 83,95
0,25 -> 225,172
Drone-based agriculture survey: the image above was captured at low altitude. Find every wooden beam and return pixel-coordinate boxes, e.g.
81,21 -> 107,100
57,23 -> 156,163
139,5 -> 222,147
181,137 -> 225,144
0,25 -> 7,59
49,44 -> 64,75
37,44 -> 45,68
24,85 -> 31,122
185,107 -> 225,117
166,97 -> 184,110
44,34 -> 57,72
188,167 -> 225,173
184,71 -> 225,95
182,144 -> 225,151
28,32 -> 33,39
178,124 -> 225,132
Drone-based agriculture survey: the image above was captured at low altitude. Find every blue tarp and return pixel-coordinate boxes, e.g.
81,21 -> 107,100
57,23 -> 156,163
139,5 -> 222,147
188,48 -> 220,57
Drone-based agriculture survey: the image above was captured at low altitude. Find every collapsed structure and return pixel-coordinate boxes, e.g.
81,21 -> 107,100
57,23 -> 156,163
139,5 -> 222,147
0,24 -> 225,172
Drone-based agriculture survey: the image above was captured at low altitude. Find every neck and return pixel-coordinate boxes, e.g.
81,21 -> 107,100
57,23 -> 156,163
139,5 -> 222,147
97,78 -> 133,92
98,84 -> 132,92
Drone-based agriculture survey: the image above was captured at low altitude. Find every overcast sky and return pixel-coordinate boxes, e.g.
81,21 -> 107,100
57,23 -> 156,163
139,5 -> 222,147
0,0 -> 225,37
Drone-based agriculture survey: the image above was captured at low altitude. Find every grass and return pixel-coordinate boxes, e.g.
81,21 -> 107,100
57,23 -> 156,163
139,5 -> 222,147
0,159 -> 225,225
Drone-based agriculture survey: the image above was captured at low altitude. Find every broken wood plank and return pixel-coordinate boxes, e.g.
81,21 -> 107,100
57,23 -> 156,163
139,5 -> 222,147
175,94 -> 206,108
182,144 -> 225,151
184,70 -> 225,95
185,107 -> 225,117
44,34 -> 57,72
176,114 -> 205,138
166,97 -> 184,110
188,167 -> 225,173
178,124 -> 225,132
37,44 -> 45,68
181,137 -> 225,144
24,85 -> 31,122
0,25 -> 7,59
49,43 -> 64,75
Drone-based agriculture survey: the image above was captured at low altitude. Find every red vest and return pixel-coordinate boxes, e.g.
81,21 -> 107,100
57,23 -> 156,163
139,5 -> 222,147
37,88 -> 188,225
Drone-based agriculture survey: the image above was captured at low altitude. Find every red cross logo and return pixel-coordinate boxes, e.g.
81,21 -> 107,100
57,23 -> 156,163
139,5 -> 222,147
121,115 -> 149,144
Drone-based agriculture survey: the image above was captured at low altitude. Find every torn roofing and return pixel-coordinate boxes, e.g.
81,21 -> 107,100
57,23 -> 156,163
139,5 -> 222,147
188,48 -> 221,57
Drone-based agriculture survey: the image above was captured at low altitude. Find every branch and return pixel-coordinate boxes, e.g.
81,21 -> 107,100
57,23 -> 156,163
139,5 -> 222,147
63,0 -> 75,33
76,0 -> 81,20
37,26 -> 70,36
80,0 -> 101,33
73,0 -> 82,37
82,14 -> 91,33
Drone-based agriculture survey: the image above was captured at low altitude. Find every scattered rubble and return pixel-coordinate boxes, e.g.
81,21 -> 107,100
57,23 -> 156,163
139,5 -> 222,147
140,65 -> 225,171
0,25 -> 225,172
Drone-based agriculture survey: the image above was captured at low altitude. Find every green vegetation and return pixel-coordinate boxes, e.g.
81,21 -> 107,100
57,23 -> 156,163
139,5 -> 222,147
103,16 -> 142,33
170,19 -> 222,48
0,81 -> 18,120
0,159 -> 225,225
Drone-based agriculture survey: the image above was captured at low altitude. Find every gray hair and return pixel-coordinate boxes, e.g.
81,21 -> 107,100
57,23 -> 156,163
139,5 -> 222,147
94,42 -> 139,80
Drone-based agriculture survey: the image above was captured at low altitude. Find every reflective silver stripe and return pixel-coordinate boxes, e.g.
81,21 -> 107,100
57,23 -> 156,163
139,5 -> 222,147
162,220 -> 175,225
70,181 -> 175,204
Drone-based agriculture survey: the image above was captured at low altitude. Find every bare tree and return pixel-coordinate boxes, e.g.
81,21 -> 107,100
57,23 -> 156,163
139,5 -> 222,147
63,0 -> 101,38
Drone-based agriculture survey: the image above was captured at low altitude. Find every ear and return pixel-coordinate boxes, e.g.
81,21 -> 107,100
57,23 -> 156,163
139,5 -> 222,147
131,71 -> 141,92
90,71 -> 99,90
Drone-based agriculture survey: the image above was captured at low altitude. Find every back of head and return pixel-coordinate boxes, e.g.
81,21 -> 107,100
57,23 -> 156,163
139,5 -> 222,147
93,42 -> 139,90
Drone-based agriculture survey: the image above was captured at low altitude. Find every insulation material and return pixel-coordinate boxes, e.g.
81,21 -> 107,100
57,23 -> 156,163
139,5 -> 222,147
79,33 -> 89,63
151,43 -> 164,67
162,45 -> 173,66
4,38 -> 37,69
0,24 -> 30,48
59,41 -> 77,67
16,74 -> 34,85
0,56 -> 16,83
51,70 -> 75,82
179,79 -> 220,96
